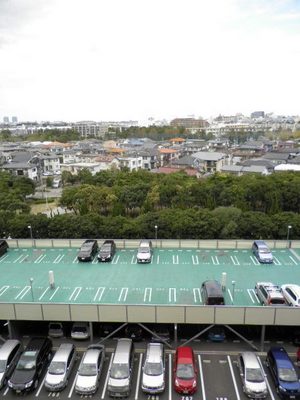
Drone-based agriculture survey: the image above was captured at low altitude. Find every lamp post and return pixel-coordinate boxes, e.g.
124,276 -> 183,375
154,225 -> 158,248
28,225 -> 33,240
29,278 -> 34,302
231,280 -> 236,304
287,225 -> 292,248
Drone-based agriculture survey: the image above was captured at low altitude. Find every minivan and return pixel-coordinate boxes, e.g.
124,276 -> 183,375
8,337 -> 52,393
142,343 -> 165,394
45,343 -> 76,391
252,240 -> 273,263
108,338 -> 134,397
77,239 -> 99,262
0,239 -> 9,258
75,344 -> 105,395
201,280 -> 225,305
0,340 -> 22,389
238,351 -> 268,398
281,284 -> 300,307
266,346 -> 300,399
137,240 -> 153,263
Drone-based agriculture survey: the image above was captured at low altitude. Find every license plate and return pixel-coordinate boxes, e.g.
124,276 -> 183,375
289,397 -> 295,399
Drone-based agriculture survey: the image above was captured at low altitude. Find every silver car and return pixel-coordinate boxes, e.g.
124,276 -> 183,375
137,240 -> 153,263
238,352 -> 268,398
75,344 -> 105,395
45,343 -> 76,391
71,322 -> 90,340
142,343 -> 165,394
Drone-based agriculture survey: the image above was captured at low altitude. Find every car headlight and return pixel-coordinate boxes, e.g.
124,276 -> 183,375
192,380 -> 197,387
25,380 -> 33,388
175,379 -> 179,386
279,385 -> 287,392
8,381 -> 13,388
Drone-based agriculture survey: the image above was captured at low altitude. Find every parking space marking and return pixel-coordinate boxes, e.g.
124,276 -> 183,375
69,287 -> 82,301
289,256 -> 298,265
49,286 -> 60,300
13,254 -> 28,263
211,256 -> 219,265
68,372 -> 78,398
257,356 -> 275,400
247,288 -> 260,304
0,285 -> 9,297
198,355 -> 206,400
15,286 -> 31,300
144,287 -> 152,303
227,289 -> 233,304
135,353 -> 143,400
101,353 -> 114,399
169,288 -> 176,302
39,286 -> 50,300
250,255 -> 259,265
112,255 -> 120,264
168,353 -> 172,400
93,287 -> 106,302
72,256 -> 78,264
35,376 -> 46,397
92,256 -> 98,264
230,255 -> 239,265
131,255 -> 137,264
3,386 -> 9,395
118,287 -> 128,302
0,254 -> 9,263
193,288 -> 202,303
273,256 -> 281,265
227,355 -> 241,400
156,255 -> 160,264
34,254 -> 46,264
192,255 -> 199,265
173,255 -> 179,264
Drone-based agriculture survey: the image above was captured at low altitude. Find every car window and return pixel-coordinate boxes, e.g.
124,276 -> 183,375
110,363 -> 129,379
0,360 -> 6,373
144,361 -> 163,376
49,361 -> 66,375
176,363 -> 194,380
79,363 -> 97,376
16,352 -> 37,370
246,368 -> 264,383
278,367 -> 298,382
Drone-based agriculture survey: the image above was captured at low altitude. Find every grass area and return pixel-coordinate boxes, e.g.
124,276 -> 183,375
30,199 -> 58,214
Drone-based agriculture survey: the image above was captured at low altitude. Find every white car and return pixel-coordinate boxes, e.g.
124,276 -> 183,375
75,345 -> 105,394
281,284 -> 300,307
71,322 -> 90,340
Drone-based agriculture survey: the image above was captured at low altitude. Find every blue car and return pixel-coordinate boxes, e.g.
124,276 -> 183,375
266,347 -> 300,399
207,326 -> 226,342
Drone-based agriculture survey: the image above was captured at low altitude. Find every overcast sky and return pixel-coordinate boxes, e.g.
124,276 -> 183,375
0,0 -> 300,122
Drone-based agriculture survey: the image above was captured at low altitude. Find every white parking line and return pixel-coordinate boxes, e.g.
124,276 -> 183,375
69,287 -> 82,301
49,286 -> 60,300
13,254 -> 25,263
192,255 -> 199,265
227,355 -> 241,400
193,288 -> 202,303
93,287 -> 106,302
289,256 -> 298,265
247,289 -> 255,304
156,255 -> 160,264
34,254 -> 46,264
273,256 -> 281,265
131,255 -> 137,264
227,289 -> 233,303
144,287 -> 152,303
68,372 -> 78,398
0,285 -> 9,297
168,353 -> 172,400
211,256 -> 219,265
3,386 -> 9,395
39,287 -> 50,300
35,376 -> 46,397
257,356 -> 275,400
118,287 -> 128,302
0,254 -> 9,263
112,255 -> 120,264
15,286 -> 30,300
101,353 -> 114,399
172,255 -> 179,264
72,256 -> 78,263
230,255 -> 239,265
135,353 -> 143,400
250,255 -> 259,265
169,288 -> 176,302
198,355 -> 206,400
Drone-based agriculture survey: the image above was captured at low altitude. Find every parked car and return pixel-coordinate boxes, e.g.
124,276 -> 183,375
71,322 -> 90,340
174,346 -> 197,394
137,240 -> 153,263
77,240 -> 98,262
238,351 -> 268,398
255,282 -> 286,306
124,324 -> 143,342
207,326 -> 226,342
281,284 -> 300,307
150,326 -> 171,343
201,280 -> 225,305
266,346 -> 300,399
8,337 -> 52,393
0,340 -> 22,389
142,343 -> 165,394
45,343 -> 76,391
252,240 -> 273,263
0,239 -> 8,258
75,345 -> 105,395
98,240 -> 116,262
48,322 -> 64,338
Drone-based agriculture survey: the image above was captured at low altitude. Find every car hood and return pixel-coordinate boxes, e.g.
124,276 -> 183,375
175,377 -> 196,389
245,380 -> 267,393
137,253 -> 150,260
142,373 -> 164,388
108,377 -> 130,388
76,374 -> 97,389
10,369 -> 35,385
279,379 -> 300,391
45,372 -> 64,386
259,253 -> 273,261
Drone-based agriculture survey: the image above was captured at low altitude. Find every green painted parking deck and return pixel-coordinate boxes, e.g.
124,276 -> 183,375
0,247 -> 300,306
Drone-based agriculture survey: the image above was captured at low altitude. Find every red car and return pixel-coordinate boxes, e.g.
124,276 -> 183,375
174,346 -> 197,394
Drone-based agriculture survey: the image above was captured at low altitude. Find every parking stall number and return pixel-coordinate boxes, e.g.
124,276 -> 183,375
181,397 -> 193,400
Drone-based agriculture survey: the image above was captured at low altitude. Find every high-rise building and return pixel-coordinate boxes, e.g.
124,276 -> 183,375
3,116 -> 9,123
251,111 -> 265,119
12,116 -> 18,123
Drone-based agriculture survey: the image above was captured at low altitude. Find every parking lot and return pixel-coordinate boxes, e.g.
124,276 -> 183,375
1,247 -> 300,306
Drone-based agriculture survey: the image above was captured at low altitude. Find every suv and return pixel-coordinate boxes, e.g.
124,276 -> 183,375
238,351 -> 268,398
137,240 -> 153,263
201,280 -> 225,305
281,284 -> 300,307
0,340 -> 22,389
98,240 -> 116,262
8,337 -> 52,393
252,240 -> 273,263
255,282 -> 286,306
77,240 -> 98,262
266,347 -> 300,399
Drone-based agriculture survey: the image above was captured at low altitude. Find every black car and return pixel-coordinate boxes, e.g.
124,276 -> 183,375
98,240 -> 116,262
77,239 -> 99,262
0,239 -> 8,257
8,337 -> 52,393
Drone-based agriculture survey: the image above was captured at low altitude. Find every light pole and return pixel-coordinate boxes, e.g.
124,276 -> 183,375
29,278 -> 34,302
28,225 -> 33,240
231,280 -> 236,304
287,225 -> 292,248
154,225 -> 158,248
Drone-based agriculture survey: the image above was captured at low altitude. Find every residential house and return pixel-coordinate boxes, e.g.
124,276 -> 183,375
192,151 -> 227,173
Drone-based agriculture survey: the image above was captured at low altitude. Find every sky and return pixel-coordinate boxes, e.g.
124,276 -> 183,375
0,0 -> 300,122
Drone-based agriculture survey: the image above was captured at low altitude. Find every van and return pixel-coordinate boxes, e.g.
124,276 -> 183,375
252,240 -> 273,263
0,340 -> 22,389
45,343 -> 76,391
0,240 -> 9,258
266,346 -> 300,399
108,338 -> 134,397
137,240 -> 152,263
201,280 -> 225,305
238,351 -> 268,398
142,343 -> 165,394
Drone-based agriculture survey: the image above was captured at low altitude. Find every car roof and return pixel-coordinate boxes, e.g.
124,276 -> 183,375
26,337 -> 50,350
82,348 -> 101,364
240,352 -> 260,368
253,240 -> 269,247
282,284 -> 300,295
146,343 -> 163,362
269,347 -> 294,368
176,346 -> 194,362
52,343 -> 74,361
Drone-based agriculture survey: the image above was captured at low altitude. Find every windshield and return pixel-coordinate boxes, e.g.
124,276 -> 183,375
144,362 -> 163,376
278,367 -> 298,382
49,361 -> 66,375
259,248 -> 271,254
49,324 -> 61,330
73,326 -> 87,333
110,364 -> 129,379
0,360 -> 6,373
16,352 -> 37,370
101,245 -> 111,252
139,248 -> 150,253
176,363 -> 194,380
79,363 -> 97,376
246,368 -> 264,383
